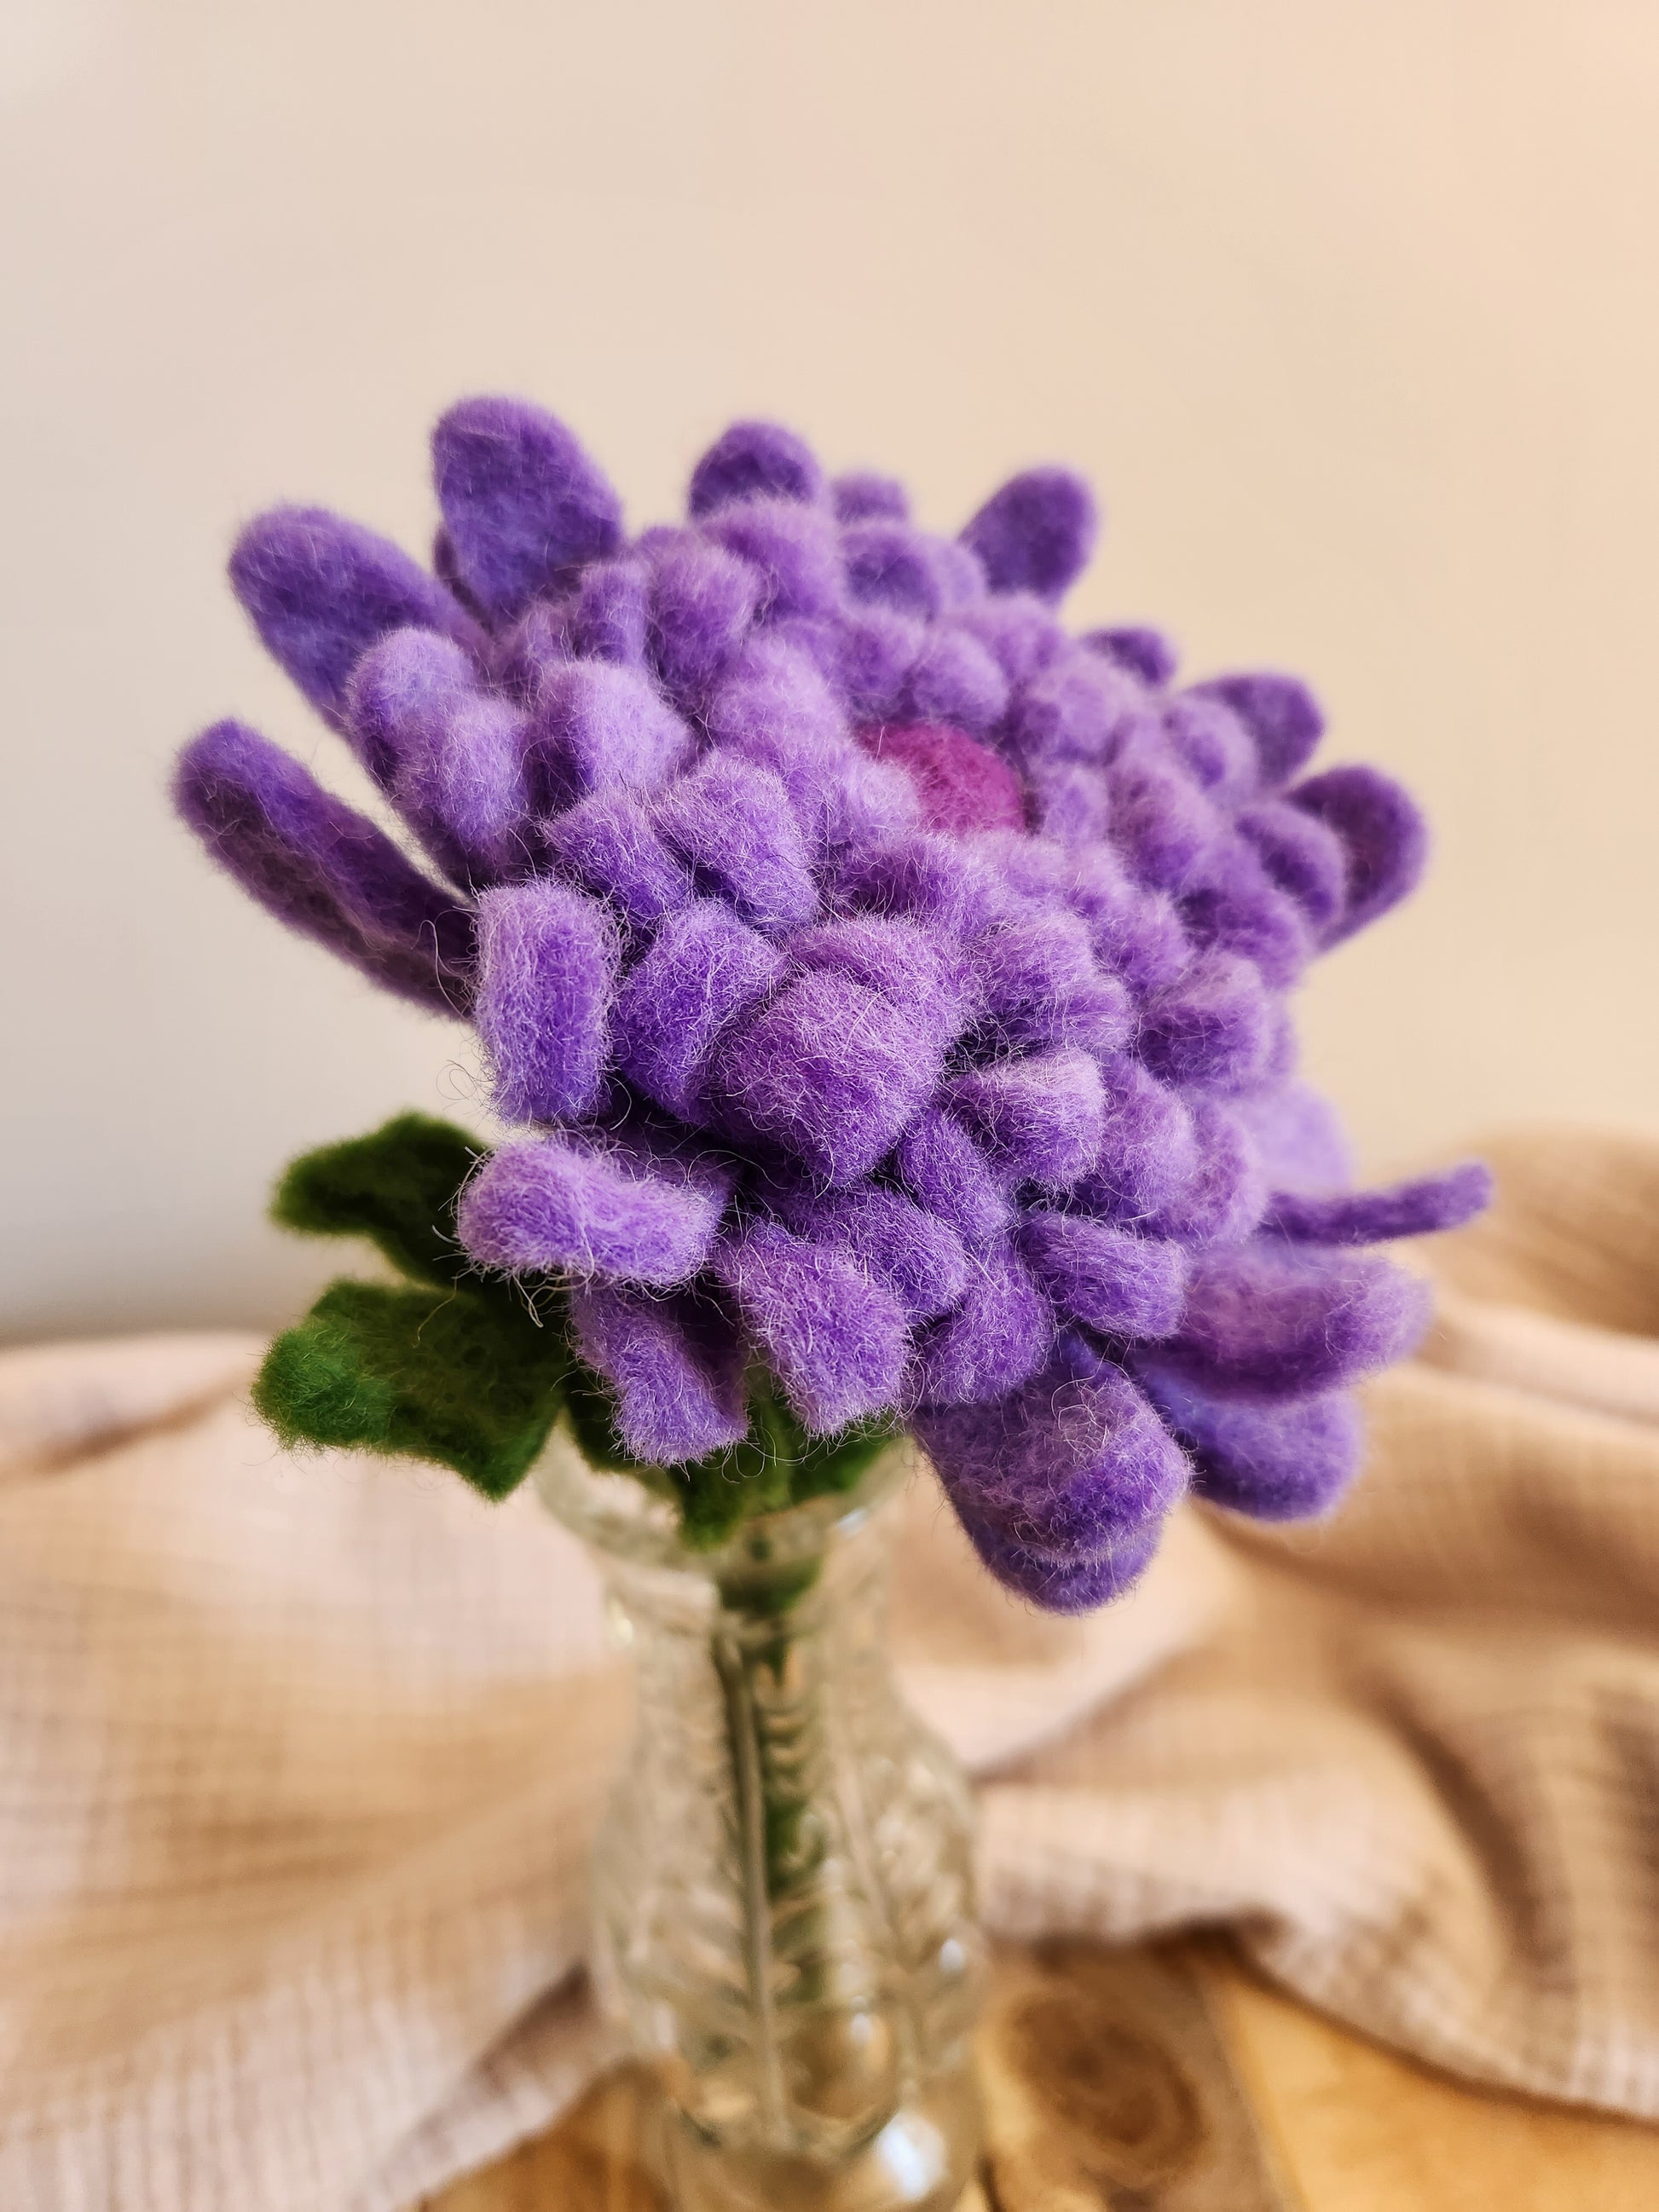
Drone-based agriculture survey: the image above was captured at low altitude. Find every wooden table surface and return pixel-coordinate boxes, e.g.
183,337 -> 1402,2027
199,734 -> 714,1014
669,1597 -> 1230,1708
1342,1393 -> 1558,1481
417,1938 -> 1659,2211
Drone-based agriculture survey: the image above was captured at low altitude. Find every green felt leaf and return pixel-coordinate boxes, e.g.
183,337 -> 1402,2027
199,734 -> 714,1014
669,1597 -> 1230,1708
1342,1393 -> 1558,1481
253,1277 -> 569,1500
271,1113 -> 483,1290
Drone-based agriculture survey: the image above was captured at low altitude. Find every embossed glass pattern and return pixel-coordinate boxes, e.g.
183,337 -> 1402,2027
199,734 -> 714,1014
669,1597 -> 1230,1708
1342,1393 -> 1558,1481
536,1435 -> 984,2211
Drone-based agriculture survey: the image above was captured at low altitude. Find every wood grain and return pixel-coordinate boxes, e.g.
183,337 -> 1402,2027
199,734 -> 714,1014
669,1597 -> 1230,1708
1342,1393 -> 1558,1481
417,1939 -> 1659,2210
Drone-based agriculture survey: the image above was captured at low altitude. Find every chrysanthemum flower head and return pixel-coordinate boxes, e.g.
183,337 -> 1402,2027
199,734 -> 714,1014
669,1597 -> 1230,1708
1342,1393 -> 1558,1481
175,396 -> 1486,1610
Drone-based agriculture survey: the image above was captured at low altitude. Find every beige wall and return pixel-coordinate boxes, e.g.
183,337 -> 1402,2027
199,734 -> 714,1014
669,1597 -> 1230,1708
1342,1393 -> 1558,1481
3,1 -> 1656,1339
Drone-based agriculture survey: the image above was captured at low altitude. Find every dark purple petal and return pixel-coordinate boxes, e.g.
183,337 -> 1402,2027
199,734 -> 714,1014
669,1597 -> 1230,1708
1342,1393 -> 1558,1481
1137,950 -> 1275,1095
1083,626 -> 1178,687
432,396 -> 624,623
1290,765 -> 1428,945
1263,1162 -> 1492,1246
895,1109 -> 1014,1244
228,506 -> 480,725
708,969 -> 943,1186
612,901 -> 785,1122
688,421 -> 825,517
1020,1213 -> 1189,1339
830,471 -> 909,523
1191,673 -> 1324,788
172,719 -> 472,1015
1157,1242 -> 1431,1402
656,753 -> 818,931
910,1237 -> 1055,1406
960,468 -> 1098,604
1234,799 -> 1348,933
1136,1360 -> 1362,1521
946,1048 -> 1106,1194
917,1333 -> 1186,1560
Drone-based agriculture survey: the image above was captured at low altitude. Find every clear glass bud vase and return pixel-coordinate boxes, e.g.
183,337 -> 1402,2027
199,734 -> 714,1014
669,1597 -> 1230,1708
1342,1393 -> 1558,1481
536,1433 -> 985,2212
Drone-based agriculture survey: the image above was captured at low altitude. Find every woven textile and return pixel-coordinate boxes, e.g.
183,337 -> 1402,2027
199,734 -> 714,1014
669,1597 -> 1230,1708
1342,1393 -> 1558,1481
3,1126 -> 1658,2209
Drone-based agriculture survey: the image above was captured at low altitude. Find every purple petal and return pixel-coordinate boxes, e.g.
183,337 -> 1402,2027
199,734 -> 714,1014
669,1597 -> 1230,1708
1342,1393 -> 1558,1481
656,753 -> 818,931
946,1048 -> 1106,1195
786,913 -> 972,1050
228,505 -> 480,725
1143,1099 -> 1267,1247
831,471 -> 910,523
1072,1057 -> 1199,1222
172,719 -> 472,1015
708,968 -> 943,1186
917,1333 -> 1186,1560
474,881 -> 619,1124
910,1238 -> 1054,1406
612,901 -> 785,1122
1190,673 -> 1324,788
959,468 -> 1098,604
545,788 -> 694,929
1020,1214 -> 1189,1339
1136,1360 -> 1362,1521
950,1509 -> 1163,1612
569,1280 -> 749,1463
707,499 -> 843,621
1083,626 -> 1178,687
645,533 -> 762,701
527,659 -> 693,811
1234,799 -> 1349,933
772,1187 -> 969,1324
688,421 -> 824,517
899,627 -> 1010,735
1158,1242 -> 1431,1401
1263,1162 -> 1492,1246
895,1109 -> 1014,1245
458,1135 -> 724,1285
432,396 -> 624,623
714,1221 -> 907,1432
1137,950 -> 1275,1095
1290,765 -> 1428,945
566,557 -> 650,665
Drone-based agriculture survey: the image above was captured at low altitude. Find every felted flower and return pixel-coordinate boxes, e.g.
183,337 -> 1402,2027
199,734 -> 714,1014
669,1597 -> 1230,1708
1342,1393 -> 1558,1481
175,397 -> 1487,1609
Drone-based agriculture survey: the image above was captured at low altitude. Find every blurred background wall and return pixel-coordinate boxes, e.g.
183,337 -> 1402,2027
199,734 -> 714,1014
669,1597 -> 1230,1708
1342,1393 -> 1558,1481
3,0 -> 1656,1340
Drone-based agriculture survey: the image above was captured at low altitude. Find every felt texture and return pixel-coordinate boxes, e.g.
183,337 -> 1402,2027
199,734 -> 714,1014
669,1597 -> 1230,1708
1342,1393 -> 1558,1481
473,881 -> 619,1125
1192,672 -> 1325,788
959,467 -> 1098,604
946,1048 -> 1106,1195
895,1109 -> 1014,1244
1159,1242 -> 1432,1402
1291,764 -> 1429,944
772,1186 -> 970,1324
917,1333 -> 1186,1562
911,1237 -> 1055,1406
1084,624 -> 1178,686
228,507 -> 478,725
568,1280 -> 749,1464
177,393 -> 1484,1610
1263,1162 -> 1494,1246
527,658 -> 692,810
270,1112 -> 479,1288
655,754 -> 818,930
544,788 -> 693,928
1137,950 -> 1274,1094
431,396 -> 623,624
1135,1359 -> 1363,1520
173,720 -> 473,1015
612,901 -> 785,1122
457,1136 -> 725,1288
1019,1212 -> 1189,1339
709,967 -> 942,1186
713,1222 -> 909,1433
858,721 -> 1026,837
688,420 -> 824,517
830,470 -> 910,523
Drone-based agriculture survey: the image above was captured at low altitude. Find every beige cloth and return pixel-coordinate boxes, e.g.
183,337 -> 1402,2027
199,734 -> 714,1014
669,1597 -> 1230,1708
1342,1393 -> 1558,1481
4,1126 -> 1659,2209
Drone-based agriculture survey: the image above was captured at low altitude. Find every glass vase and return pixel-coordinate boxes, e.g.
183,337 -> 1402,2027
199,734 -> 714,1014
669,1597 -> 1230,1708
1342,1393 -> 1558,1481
535,1429 -> 985,2212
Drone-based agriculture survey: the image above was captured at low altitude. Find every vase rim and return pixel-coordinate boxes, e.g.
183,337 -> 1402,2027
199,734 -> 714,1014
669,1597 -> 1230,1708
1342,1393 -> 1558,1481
532,1419 -> 916,1580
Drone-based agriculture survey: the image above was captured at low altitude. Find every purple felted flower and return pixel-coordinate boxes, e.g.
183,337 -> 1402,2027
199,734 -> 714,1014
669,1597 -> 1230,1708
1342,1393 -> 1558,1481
176,397 -> 1484,1611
